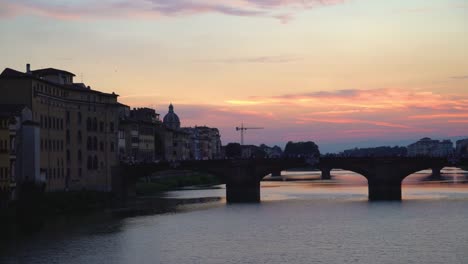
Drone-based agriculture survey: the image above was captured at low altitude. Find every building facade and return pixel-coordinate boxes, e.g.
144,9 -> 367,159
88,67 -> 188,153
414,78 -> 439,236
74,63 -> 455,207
0,105 -> 40,202
118,107 -> 161,163
0,64 -> 120,192
407,137 -> 454,157
183,126 -> 222,160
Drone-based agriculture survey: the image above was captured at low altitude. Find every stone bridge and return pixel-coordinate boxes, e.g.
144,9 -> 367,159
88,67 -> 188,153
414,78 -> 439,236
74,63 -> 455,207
318,157 -> 449,200
114,158 -> 308,203
115,157 -> 452,203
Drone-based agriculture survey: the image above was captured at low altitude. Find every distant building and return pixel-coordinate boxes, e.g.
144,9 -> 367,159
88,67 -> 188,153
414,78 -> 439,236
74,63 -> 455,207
183,126 -> 222,160
341,146 -> 407,157
0,64 -> 120,192
118,107 -> 161,163
163,104 -> 180,130
456,139 -> 468,157
161,104 -> 222,161
407,138 -> 453,157
161,104 -> 190,161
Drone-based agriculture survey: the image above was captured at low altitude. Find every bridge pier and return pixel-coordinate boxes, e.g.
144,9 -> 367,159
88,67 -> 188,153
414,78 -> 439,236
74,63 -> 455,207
321,168 -> 331,180
368,178 -> 402,201
431,166 -> 443,179
226,181 -> 260,203
271,170 -> 282,177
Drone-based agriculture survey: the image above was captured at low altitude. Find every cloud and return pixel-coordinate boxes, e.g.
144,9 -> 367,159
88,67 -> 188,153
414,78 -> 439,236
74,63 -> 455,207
0,0 -> 345,22
124,87 -> 468,151
238,88 -> 468,112
201,55 -> 301,64
295,117 -> 411,129
451,75 -> 468,80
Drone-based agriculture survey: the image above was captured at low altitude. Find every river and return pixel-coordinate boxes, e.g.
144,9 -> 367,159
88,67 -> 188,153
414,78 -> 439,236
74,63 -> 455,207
1,168 -> 468,264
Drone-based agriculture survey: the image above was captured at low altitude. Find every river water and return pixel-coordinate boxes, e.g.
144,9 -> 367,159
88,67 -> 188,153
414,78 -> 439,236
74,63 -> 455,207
2,168 -> 468,264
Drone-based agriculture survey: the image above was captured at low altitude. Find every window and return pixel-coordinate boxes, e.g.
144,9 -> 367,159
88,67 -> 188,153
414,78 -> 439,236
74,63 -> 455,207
86,118 -> 91,131
66,111 -> 70,124
93,137 -> 98,151
66,130 -> 70,144
93,156 -> 98,170
87,156 -> 92,170
118,130 -> 125,139
93,118 -> 98,131
100,141 -> 104,151
66,150 -> 70,162
87,137 -> 92,150
78,150 -> 82,162
110,122 -> 114,133
78,112 -> 82,125
77,130 -> 82,144
100,122 -> 104,132
110,142 -> 115,152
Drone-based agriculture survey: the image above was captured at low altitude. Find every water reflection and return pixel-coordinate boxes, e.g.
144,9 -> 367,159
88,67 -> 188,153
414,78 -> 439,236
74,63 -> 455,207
1,167 -> 468,264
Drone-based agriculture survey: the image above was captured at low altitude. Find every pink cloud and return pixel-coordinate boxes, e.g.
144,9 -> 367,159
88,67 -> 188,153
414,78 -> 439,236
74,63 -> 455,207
123,87 -> 468,150
295,117 -> 411,129
0,0 -> 346,22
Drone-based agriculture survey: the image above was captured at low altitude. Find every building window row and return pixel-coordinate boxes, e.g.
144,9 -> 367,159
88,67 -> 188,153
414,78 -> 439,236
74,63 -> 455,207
87,156 -> 99,170
0,167 -> 10,179
87,136 -> 98,151
0,139 -> 9,152
0,120 -> 10,129
41,139 -> 64,152
40,115 -> 64,130
34,84 -> 69,98
45,167 -> 65,180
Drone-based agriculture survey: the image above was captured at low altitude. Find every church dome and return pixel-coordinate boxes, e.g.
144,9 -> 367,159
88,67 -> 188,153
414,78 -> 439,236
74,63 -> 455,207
163,104 -> 180,129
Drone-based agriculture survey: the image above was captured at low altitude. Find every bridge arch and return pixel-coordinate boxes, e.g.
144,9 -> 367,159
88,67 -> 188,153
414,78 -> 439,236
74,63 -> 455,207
117,157 -> 449,202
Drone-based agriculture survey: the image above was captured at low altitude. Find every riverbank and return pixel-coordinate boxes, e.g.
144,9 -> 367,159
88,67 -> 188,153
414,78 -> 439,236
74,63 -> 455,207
135,171 -> 220,195
0,172 -> 221,239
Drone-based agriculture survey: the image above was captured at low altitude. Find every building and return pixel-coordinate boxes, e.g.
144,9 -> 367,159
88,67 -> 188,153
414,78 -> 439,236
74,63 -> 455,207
0,105 -> 41,202
161,105 -> 224,161
456,139 -> 468,157
407,138 -> 453,157
0,64 -> 120,192
183,126 -> 222,160
118,107 -> 161,163
163,104 -> 180,130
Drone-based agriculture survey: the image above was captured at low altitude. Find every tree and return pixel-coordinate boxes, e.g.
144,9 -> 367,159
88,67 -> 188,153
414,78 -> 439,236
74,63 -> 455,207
284,141 -> 320,158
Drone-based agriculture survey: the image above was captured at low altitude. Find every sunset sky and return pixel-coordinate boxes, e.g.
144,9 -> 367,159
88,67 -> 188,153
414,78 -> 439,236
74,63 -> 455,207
1,0 -> 467,152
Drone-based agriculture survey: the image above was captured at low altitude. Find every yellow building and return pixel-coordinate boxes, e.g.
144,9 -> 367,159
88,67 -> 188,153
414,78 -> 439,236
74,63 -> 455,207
0,64 -> 120,192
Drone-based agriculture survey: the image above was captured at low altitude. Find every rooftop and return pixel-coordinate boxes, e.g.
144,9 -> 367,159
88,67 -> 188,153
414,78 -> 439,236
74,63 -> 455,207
31,68 -> 76,77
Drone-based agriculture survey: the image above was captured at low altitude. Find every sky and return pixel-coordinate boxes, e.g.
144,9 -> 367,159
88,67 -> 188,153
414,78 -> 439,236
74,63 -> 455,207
0,0 -> 467,153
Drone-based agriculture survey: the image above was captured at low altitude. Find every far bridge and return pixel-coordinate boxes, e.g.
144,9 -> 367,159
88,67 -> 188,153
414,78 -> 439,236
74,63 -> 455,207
114,157 -> 454,203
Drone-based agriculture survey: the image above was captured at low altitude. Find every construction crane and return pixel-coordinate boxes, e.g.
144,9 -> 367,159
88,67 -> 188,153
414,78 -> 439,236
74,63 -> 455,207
236,123 -> 264,145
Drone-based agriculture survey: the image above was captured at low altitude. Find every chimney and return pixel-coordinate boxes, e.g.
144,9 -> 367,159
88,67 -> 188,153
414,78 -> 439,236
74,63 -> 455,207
26,63 -> 31,74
